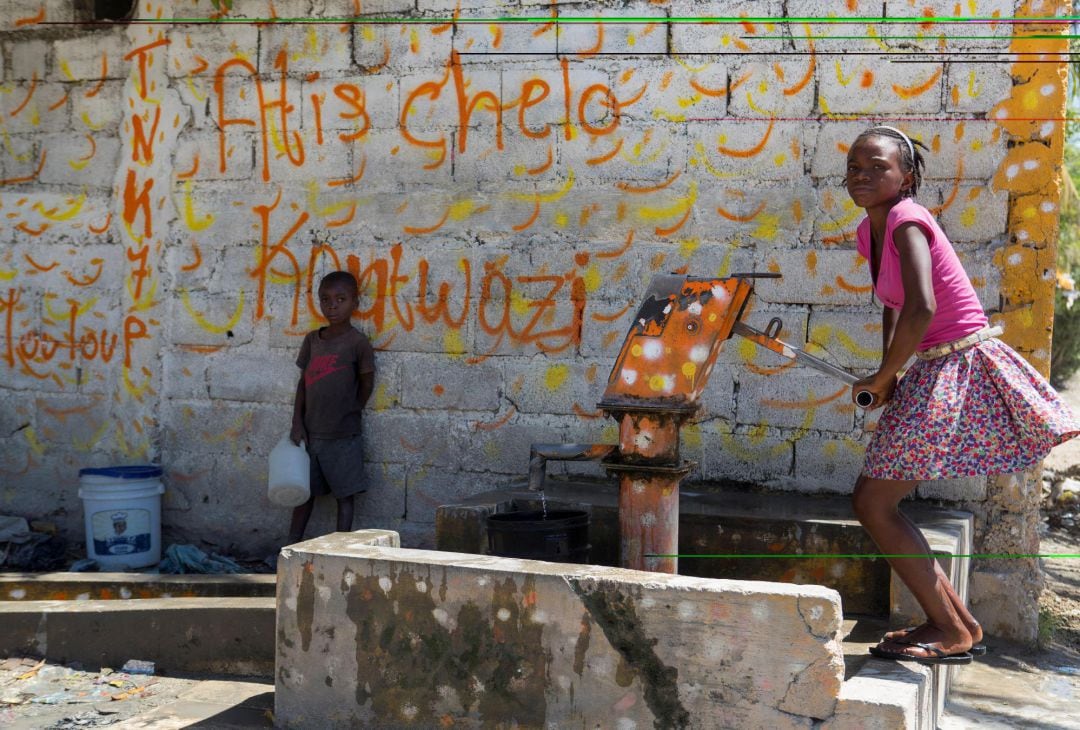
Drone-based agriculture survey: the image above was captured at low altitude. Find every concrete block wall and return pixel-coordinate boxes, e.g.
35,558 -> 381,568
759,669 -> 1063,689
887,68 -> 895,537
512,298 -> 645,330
0,0 -> 1068,639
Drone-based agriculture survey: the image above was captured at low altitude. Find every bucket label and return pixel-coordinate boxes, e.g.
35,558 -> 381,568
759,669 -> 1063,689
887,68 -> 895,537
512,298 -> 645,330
91,509 -> 151,555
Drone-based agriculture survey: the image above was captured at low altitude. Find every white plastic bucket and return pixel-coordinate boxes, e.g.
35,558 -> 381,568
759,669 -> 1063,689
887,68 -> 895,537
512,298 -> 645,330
78,465 -> 165,570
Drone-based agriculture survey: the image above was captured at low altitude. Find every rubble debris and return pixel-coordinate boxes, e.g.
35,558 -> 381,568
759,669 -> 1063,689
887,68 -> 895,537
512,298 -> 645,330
120,660 -> 154,676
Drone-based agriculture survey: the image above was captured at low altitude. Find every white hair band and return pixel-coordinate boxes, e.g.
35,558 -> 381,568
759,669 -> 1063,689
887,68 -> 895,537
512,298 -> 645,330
871,125 -> 915,161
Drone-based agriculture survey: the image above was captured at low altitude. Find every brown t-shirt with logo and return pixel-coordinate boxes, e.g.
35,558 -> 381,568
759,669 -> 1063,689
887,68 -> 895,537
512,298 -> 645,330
296,326 -> 375,438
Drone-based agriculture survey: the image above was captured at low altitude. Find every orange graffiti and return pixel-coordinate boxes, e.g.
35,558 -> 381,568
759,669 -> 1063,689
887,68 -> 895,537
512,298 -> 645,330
617,171 -> 682,194
716,119 -> 775,158
716,201 -> 766,223
14,7 -> 45,27
892,68 -> 942,99
0,150 -> 46,186
10,74 -> 38,118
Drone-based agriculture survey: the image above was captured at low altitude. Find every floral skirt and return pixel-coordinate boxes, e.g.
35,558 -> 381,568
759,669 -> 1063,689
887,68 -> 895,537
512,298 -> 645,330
863,338 -> 1080,481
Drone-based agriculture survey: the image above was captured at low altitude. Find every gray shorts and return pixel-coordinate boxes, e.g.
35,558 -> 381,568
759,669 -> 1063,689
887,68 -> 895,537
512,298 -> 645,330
307,434 -> 366,499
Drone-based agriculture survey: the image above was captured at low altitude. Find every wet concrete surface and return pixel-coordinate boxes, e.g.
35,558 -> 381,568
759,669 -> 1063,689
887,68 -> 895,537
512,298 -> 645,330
941,643 -> 1080,729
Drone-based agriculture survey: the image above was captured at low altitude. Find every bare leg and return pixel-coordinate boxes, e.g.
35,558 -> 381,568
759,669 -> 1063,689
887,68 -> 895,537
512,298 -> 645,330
335,495 -> 354,532
884,559 -> 983,645
288,497 -> 316,543
852,475 -> 973,657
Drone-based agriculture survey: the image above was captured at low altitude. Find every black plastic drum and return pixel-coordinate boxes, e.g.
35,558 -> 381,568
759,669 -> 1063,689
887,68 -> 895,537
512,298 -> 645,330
486,510 -> 590,564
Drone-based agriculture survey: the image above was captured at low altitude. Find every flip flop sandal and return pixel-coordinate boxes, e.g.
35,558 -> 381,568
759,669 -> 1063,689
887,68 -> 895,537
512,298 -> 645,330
884,626 -> 987,656
869,642 -> 974,665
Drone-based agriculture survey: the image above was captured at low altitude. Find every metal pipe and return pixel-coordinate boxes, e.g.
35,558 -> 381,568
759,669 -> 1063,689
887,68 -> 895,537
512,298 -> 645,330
527,443 -> 617,491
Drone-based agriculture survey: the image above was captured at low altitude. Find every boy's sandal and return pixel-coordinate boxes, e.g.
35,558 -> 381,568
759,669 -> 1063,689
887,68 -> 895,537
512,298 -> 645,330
869,642 -> 974,666
883,626 -> 987,656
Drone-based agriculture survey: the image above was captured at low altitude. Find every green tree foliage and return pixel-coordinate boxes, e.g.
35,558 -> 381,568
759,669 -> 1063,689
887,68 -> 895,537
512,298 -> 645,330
1052,51 -> 1080,387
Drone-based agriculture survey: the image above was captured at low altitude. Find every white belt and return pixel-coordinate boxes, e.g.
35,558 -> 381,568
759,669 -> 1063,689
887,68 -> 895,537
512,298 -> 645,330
915,325 -> 1003,361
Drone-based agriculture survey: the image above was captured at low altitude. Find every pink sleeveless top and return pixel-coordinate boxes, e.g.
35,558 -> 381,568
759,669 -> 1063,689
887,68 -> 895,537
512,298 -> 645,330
855,198 -> 987,350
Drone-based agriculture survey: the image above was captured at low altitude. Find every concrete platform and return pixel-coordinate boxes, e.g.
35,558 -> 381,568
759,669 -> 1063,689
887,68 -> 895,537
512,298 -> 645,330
111,679 -> 274,729
276,533 -> 847,728
0,596 -> 275,677
0,572 -> 276,602
436,477 -> 973,620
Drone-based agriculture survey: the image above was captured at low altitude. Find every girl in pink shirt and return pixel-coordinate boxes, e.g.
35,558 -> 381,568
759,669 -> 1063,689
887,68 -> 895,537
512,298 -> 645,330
845,126 -> 1078,666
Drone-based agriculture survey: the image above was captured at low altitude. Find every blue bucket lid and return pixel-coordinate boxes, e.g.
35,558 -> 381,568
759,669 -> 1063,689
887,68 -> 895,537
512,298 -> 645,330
78,465 -> 163,479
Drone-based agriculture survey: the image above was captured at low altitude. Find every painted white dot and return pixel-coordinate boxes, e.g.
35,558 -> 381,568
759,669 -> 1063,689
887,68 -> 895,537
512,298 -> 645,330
1041,201 -> 1055,213
641,512 -> 657,527
660,374 -> 675,392
995,108 -> 1009,119
476,577 -> 488,587
415,580 -> 428,593
1041,121 -> 1055,137
642,340 -> 663,360
617,718 -> 638,730
1023,159 -> 1038,171
9,589 -> 25,599
317,585 -> 331,601
531,610 -> 548,624
632,480 -> 647,495
634,431 -> 654,450
378,576 -> 393,594
677,602 -> 697,620
689,345 -> 710,363
119,588 -> 132,599
1017,229 -> 1029,241
687,302 -> 702,315
401,704 -> 419,720
621,368 -> 638,385
808,605 -> 824,620
710,285 -> 731,303
1008,253 -> 1023,265
76,593 -> 90,601
557,675 -> 572,690
1005,164 -> 1019,180
432,607 -> 456,630
1041,83 -> 1055,96
497,608 -> 511,621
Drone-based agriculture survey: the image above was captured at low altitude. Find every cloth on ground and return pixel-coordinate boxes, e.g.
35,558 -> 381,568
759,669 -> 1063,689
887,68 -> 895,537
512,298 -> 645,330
157,543 -> 244,574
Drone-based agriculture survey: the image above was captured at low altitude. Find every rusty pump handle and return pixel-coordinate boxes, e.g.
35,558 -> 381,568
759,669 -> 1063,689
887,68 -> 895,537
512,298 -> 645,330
732,319 -> 876,408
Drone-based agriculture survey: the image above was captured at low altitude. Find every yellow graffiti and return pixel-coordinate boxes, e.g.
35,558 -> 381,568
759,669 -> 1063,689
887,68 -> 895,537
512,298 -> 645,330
544,364 -> 569,391
636,181 -> 697,222
181,181 -> 215,231
179,287 -> 244,334
33,195 -> 86,221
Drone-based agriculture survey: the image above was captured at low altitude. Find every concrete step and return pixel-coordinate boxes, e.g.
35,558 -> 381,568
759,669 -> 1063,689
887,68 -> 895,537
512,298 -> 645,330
0,597 -> 275,677
0,572 -> 276,602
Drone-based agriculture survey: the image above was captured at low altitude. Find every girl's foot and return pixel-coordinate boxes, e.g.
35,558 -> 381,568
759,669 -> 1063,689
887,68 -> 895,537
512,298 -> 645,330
883,620 -> 985,654
874,623 -> 972,660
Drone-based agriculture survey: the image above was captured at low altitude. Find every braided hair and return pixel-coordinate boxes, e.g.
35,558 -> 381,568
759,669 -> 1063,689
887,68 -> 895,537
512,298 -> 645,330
854,126 -> 928,198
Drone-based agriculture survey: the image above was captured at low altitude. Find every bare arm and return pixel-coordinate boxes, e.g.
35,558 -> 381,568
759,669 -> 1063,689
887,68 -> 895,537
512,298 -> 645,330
358,372 -> 374,410
855,222 -> 936,408
290,375 -> 307,445
881,306 -> 898,364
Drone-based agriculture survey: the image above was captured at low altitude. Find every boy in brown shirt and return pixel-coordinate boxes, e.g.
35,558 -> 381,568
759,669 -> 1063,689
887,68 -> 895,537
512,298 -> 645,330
287,271 -> 375,542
